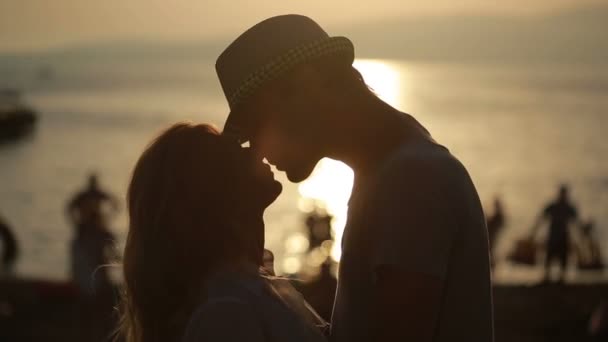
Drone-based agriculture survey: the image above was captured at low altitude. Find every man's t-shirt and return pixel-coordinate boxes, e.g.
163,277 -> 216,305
330,138 -> 494,342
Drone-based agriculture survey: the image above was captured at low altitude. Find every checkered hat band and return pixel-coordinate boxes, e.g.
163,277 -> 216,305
227,37 -> 353,111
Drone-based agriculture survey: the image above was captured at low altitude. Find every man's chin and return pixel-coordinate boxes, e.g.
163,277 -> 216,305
285,167 -> 315,183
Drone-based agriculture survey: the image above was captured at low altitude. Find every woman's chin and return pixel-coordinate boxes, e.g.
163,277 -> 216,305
267,180 -> 283,203
258,180 -> 281,208
244,177 -> 282,210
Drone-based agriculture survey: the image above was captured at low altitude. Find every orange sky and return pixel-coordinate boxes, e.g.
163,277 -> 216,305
0,0 -> 604,52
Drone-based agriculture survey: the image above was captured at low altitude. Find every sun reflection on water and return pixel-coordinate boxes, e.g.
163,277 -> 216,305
297,59 -> 404,262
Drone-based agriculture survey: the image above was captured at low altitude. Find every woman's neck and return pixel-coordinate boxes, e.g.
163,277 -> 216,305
214,256 -> 260,277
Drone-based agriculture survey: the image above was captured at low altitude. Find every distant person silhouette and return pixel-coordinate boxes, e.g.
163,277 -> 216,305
486,197 -> 506,257
216,15 -> 493,342
66,173 -> 119,233
305,207 -> 333,251
66,173 -> 118,295
0,214 -> 18,274
530,184 -> 580,283
590,302 -> 608,341
116,123 -> 327,342
578,219 -> 604,270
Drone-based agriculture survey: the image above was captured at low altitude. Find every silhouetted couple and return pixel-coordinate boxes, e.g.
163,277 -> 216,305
116,15 -> 493,342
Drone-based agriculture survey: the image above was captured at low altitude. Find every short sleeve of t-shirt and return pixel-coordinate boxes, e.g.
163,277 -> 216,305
367,148 -> 459,279
181,297 -> 265,342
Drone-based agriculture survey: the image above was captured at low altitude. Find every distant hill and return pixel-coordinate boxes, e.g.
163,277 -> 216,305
1,5 -> 607,65
0,39 -> 226,65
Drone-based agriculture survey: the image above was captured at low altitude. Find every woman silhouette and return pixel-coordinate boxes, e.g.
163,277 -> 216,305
116,123 -> 327,342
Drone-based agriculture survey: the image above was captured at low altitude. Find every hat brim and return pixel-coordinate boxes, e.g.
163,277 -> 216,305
222,36 -> 354,144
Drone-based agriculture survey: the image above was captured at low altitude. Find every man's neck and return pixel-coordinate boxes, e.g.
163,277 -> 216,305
329,97 -> 416,178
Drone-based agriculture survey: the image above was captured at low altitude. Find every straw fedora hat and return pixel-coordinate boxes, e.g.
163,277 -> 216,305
216,14 -> 355,143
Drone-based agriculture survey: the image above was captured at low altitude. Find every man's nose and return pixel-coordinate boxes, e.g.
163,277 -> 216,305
249,144 -> 271,164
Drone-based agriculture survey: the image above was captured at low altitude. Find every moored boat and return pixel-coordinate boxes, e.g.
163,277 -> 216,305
0,89 -> 37,141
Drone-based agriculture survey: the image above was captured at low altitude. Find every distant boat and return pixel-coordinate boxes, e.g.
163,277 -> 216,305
0,89 -> 38,141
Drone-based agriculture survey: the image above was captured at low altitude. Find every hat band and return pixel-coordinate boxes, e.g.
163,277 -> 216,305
227,36 -> 354,110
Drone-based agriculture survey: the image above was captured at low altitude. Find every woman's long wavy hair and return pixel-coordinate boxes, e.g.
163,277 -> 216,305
115,123 -> 262,342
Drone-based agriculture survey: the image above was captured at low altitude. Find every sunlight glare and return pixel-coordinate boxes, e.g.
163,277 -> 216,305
353,59 -> 403,108
298,159 -> 353,262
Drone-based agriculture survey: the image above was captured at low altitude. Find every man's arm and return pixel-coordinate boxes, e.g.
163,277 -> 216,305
372,265 -> 443,341
529,208 -> 549,240
65,195 -> 79,224
99,190 -> 120,217
365,154 -> 457,341
572,206 -> 583,227
108,194 -> 120,215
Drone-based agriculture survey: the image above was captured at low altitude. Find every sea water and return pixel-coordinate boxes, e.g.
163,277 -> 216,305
0,57 -> 606,283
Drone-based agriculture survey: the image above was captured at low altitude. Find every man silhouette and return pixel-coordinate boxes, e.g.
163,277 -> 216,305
66,173 -> 118,294
530,184 -> 580,283
66,173 -> 119,233
0,214 -> 18,274
216,15 -> 493,342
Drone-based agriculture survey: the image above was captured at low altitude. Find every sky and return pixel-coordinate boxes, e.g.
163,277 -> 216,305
0,0 -> 605,53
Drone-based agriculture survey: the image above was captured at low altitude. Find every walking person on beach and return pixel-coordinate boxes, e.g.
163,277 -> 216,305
66,173 -> 119,234
0,214 -> 18,274
487,196 -> 506,266
578,219 -> 604,270
530,184 -> 581,283
216,15 -> 493,342
66,173 -> 119,295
